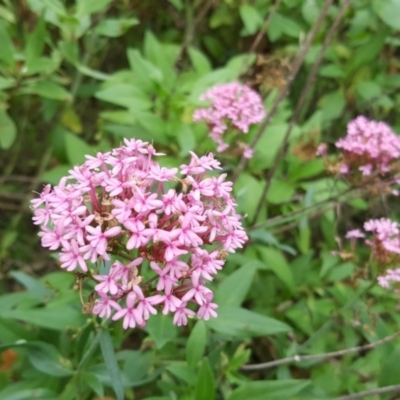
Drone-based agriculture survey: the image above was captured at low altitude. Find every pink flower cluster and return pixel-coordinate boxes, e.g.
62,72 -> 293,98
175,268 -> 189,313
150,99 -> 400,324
31,139 -> 248,328
345,218 -> 400,288
318,116 -> 400,178
193,82 -> 265,158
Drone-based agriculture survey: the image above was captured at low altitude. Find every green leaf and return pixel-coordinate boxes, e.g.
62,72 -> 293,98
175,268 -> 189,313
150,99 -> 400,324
9,271 -> 53,300
25,17 -> 46,72
228,380 -> 310,400
95,18 -> 139,37
0,76 -> 15,90
27,342 -> 73,377
256,247 -> 295,292
302,0 -> 320,26
206,305 -> 291,338
188,47 -> 211,74
195,358 -> 215,400
41,0 -> 66,15
81,371 -> 104,397
41,165 -> 71,185
2,305 -> 85,330
186,320 -> 207,368
129,109 -> 168,145
95,83 -> 151,110
167,0 -> 183,10
145,314 -> 177,349
319,90 -> 345,122
166,363 -> 196,384
240,4 -> 263,35
127,49 -> 162,92
0,108 -> 16,149
215,263 -> 256,306
99,330 -> 124,400
266,179 -> 295,204
356,80 -> 381,101
76,0 -> 112,17
0,385 -> 56,400
65,132 -> 93,165
235,173 -> 264,222
0,21 -> 15,69
372,0 -> 400,30
24,80 -> 72,101
319,64 -> 346,78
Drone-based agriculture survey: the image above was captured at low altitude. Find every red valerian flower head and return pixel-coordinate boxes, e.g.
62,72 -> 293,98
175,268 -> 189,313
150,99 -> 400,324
31,139 -> 248,328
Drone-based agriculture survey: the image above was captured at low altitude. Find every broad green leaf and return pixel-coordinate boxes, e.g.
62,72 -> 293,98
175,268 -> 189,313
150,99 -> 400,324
266,179 -> 295,204
0,76 -> 15,90
76,0 -> 112,17
302,0 -> 320,25
319,64 -> 346,78
127,48 -> 162,92
95,84 -> 151,110
27,342 -> 73,377
129,109 -> 168,144
144,31 -> 178,87
9,271 -> 54,300
356,80 -> 381,101
95,18 -> 139,37
0,108 -> 16,149
0,5 -> 15,23
81,372 -> 104,398
206,305 -> 291,337
99,330 -> 124,400
229,380 -> 310,400
240,4 -> 263,35
256,247 -> 295,292
41,165 -> 71,185
65,132 -> 93,165
268,13 -> 284,41
346,34 -> 386,75
215,263 -> 257,306
24,80 -> 72,101
145,314 -> 177,349
121,350 -> 157,385
2,305 -> 85,330
188,47 -> 211,74
41,0 -> 66,15
319,90 -> 345,122
372,0 -> 400,30
195,358 -> 215,400
0,21 -> 15,69
235,173 -> 264,222
25,17 -> 46,72
0,385 -> 56,400
186,320 -> 207,368
166,363 -> 196,384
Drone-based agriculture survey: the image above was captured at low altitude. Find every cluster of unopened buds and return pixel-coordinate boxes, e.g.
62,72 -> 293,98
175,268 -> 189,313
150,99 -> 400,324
193,81 -> 265,159
317,116 -> 400,192
31,139 -> 248,328
344,218 -> 400,289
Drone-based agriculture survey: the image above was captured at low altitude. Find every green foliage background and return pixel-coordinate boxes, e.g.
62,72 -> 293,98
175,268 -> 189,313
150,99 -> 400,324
1,0 -> 400,399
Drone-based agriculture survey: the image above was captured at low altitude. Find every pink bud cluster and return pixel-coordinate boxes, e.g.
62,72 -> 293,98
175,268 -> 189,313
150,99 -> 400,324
345,218 -> 400,288
318,116 -> 400,178
31,139 -> 248,328
193,82 -> 265,158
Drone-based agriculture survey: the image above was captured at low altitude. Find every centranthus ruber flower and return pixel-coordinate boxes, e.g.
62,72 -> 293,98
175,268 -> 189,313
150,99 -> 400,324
193,82 -> 265,159
31,139 -> 248,328
317,117 -> 400,193
343,218 -> 400,289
